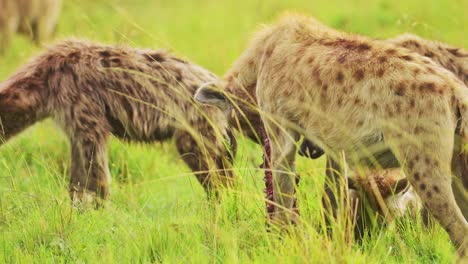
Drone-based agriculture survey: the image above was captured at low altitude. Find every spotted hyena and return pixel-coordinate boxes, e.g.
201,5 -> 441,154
0,0 -> 62,54
0,39 -> 236,206
195,15 -> 468,260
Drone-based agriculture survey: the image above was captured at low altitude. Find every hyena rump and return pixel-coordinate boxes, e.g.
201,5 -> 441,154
0,39 -> 235,205
0,0 -> 62,53
301,32 -> 468,227
196,15 -> 468,260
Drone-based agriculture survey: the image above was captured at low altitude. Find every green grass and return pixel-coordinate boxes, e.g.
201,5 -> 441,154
0,0 -> 466,262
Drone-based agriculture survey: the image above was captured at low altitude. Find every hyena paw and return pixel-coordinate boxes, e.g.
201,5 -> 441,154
70,189 -> 106,209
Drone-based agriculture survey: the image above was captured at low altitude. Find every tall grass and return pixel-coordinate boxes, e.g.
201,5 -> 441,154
0,0 -> 466,262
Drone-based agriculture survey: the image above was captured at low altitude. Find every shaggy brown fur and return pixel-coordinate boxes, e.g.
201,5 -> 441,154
196,15 -> 468,261
0,39 -> 235,205
0,0 -> 62,54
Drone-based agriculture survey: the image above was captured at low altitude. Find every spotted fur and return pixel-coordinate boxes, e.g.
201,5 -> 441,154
196,14 -> 468,261
0,39 -> 236,205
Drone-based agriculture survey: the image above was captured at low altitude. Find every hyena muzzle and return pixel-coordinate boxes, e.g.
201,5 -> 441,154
0,39 -> 236,205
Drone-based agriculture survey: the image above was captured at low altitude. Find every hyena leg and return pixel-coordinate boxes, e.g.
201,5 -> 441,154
452,149 -> 468,220
265,125 -> 299,225
58,108 -> 112,206
391,139 -> 468,259
31,17 -> 54,45
322,156 -> 364,239
322,156 -> 343,228
68,133 -> 111,206
0,13 -> 18,54
174,129 -> 234,198
0,27 -> 12,55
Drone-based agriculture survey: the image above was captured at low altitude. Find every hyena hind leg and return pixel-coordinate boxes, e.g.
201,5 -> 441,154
174,128 -> 235,198
392,140 -> 468,260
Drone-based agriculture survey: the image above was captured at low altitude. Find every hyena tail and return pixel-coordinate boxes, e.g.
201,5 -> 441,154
0,70 -> 49,144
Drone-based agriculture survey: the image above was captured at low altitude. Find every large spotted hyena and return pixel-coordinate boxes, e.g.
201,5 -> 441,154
0,39 -> 235,205
0,0 -> 62,54
196,15 -> 468,260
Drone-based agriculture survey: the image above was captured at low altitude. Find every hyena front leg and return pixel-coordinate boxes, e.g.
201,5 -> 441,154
0,4 -> 19,54
0,25 -> 13,55
58,107 -> 111,207
263,122 -> 300,225
68,134 -> 111,207
322,157 -> 343,230
388,132 -> 468,261
322,156 -> 363,240
174,127 -> 235,198
31,17 -> 55,45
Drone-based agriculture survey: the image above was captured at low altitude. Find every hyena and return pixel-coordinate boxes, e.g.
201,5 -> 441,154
0,39 -> 236,205
195,15 -> 468,260
0,0 -> 62,54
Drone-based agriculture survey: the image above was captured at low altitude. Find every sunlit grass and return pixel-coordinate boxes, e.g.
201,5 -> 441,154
0,0 -> 466,262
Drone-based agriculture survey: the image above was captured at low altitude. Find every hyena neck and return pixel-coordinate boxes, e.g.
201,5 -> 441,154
222,50 -> 262,141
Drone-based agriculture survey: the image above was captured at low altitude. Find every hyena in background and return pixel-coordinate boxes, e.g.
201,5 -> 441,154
0,39 -> 236,205
196,14 -> 468,260
0,0 -> 62,53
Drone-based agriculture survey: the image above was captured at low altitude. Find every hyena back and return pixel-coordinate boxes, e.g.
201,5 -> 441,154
196,15 -> 468,260
0,39 -> 235,204
0,0 -> 62,53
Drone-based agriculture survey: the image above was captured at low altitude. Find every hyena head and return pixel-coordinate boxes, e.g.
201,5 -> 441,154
0,72 -> 46,139
349,168 -> 422,219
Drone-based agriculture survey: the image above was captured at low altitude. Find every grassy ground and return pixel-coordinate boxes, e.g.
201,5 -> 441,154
0,0 -> 466,263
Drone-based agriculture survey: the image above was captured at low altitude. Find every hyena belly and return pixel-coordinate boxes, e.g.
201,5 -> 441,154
0,40 -> 235,205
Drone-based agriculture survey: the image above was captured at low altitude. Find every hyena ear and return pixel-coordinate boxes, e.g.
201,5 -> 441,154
195,82 -> 231,111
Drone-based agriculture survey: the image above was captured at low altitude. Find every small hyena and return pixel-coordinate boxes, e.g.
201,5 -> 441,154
0,39 -> 235,205
0,0 -> 62,53
196,15 -> 468,260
